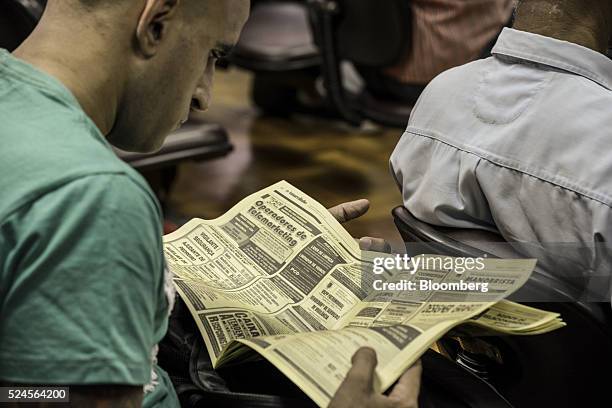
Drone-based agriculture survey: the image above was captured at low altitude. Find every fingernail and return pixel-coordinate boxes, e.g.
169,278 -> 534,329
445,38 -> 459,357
360,237 -> 372,249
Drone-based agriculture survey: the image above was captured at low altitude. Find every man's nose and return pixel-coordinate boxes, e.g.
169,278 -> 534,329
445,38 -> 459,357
191,60 -> 216,113
190,90 -> 209,113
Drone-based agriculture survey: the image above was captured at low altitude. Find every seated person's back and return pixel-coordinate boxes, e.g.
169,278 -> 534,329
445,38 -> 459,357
391,0 -> 612,301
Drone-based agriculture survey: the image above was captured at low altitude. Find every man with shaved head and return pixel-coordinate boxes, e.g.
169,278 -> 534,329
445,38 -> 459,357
392,0 -> 612,301
0,1 -> 249,406
0,1 -> 421,407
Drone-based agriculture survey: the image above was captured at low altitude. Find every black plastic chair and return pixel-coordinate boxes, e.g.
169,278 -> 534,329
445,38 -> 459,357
231,0 -> 414,127
309,0 -> 413,127
392,205 -> 612,408
0,0 -> 44,51
230,1 -> 320,72
228,1 -> 325,119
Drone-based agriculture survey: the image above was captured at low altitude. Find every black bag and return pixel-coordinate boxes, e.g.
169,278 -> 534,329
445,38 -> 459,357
158,298 -> 316,408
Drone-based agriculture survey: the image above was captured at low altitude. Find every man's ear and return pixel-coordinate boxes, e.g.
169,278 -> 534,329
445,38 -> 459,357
136,0 -> 181,58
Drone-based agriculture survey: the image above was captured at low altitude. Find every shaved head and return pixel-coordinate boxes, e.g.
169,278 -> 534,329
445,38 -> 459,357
515,0 -> 612,25
514,0 -> 612,53
19,0 -> 250,152
64,0 -> 209,20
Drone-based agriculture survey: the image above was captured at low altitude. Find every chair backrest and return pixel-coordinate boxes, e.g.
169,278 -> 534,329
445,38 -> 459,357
231,1 -> 321,71
335,0 -> 411,68
392,205 -> 612,407
306,0 -> 413,126
0,0 -> 45,52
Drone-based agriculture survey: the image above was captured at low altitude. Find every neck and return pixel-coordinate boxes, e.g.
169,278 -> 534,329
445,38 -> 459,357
13,14 -> 126,136
514,3 -> 611,54
515,21 -> 609,53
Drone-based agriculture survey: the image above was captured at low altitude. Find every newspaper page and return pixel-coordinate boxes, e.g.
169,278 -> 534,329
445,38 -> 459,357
232,257 -> 536,407
458,300 -> 565,335
163,181 -> 375,365
343,255 -> 536,331
163,181 -> 542,407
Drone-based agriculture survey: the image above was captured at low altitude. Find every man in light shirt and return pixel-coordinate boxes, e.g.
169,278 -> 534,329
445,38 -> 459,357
390,0 -> 612,302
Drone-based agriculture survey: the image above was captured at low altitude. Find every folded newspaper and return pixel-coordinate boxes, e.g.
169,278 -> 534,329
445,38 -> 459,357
163,181 -> 564,407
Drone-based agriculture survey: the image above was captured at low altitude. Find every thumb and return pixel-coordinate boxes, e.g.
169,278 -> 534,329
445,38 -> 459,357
328,199 -> 370,223
343,347 -> 378,394
389,360 -> 422,408
329,348 -> 378,408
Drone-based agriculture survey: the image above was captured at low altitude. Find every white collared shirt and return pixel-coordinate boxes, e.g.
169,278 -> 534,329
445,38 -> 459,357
390,28 -> 612,300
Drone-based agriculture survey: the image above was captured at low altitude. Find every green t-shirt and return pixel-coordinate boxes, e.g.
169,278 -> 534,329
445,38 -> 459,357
0,50 -> 178,407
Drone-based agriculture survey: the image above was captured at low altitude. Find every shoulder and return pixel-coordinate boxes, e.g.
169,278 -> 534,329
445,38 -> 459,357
43,173 -> 162,228
74,172 -> 161,217
4,172 -> 162,256
406,58 -> 487,131
0,106 -> 158,221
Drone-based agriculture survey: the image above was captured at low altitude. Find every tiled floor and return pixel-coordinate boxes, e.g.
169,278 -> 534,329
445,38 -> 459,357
168,68 -> 409,253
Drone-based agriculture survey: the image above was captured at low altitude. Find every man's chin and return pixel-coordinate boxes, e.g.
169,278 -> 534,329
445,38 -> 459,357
109,134 -> 167,155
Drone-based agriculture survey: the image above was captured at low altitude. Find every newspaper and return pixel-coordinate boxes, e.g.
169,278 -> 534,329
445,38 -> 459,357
459,300 -> 565,335
163,181 -> 559,407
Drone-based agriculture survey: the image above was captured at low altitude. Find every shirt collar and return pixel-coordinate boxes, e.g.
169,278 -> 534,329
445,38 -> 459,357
492,28 -> 612,91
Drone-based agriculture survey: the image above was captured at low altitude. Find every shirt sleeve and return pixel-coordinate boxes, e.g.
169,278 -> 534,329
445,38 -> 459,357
0,173 -> 167,385
390,130 -> 497,231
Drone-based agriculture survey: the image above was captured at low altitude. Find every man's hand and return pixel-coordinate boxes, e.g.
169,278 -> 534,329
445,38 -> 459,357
328,199 -> 371,223
329,348 -> 422,408
327,200 -> 391,253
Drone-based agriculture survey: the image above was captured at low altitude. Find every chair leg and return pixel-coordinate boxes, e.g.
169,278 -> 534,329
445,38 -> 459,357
308,0 -> 363,126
